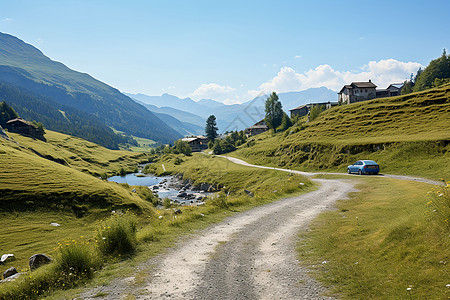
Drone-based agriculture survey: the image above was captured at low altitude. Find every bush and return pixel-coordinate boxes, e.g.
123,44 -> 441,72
209,192 -> 228,208
57,242 -> 97,278
96,214 -> 138,257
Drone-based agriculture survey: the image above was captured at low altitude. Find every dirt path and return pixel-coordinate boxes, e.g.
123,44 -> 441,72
81,178 -> 351,300
80,157 -> 439,299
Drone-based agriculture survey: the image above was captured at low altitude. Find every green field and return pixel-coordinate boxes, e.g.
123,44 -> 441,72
298,176 -> 449,299
232,84 -> 450,180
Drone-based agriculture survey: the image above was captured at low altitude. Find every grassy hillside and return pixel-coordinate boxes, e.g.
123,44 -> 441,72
233,84 -> 450,180
298,176 -> 449,299
0,130 -> 154,209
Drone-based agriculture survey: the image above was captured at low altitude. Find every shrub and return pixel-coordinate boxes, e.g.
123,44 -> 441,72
57,242 -> 97,278
209,192 -> 228,208
96,214 -> 138,257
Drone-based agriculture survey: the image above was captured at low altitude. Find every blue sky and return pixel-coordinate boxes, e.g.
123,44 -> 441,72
1,0 -> 449,104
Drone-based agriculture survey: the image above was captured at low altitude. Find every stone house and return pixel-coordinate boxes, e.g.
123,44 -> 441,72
338,80 -> 377,104
244,120 -> 269,137
289,102 -> 339,118
181,135 -> 208,152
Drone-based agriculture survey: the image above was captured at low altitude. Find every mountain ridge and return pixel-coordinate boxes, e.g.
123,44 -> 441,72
0,32 -> 182,145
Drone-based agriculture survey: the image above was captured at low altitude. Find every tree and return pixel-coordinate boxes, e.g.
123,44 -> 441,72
205,115 -> 218,142
308,104 -> 325,122
401,80 -> 413,95
413,49 -> 450,92
264,92 -> 283,131
0,101 -> 19,127
277,112 -> 293,132
174,140 -> 192,156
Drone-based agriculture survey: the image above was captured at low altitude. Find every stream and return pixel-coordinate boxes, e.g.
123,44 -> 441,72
107,169 -> 211,205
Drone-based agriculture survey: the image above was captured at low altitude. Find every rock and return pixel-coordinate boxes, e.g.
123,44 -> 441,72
244,189 -> 254,197
177,192 -> 187,198
197,196 -> 203,201
174,209 -> 182,215
299,182 -> 305,186
29,254 -> 52,271
3,267 -> 17,279
132,188 -> 136,193
0,254 -> 15,264
152,185 -> 159,190
50,222 -> 60,227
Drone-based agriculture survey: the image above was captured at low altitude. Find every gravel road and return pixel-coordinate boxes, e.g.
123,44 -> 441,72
80,156 -> 439,299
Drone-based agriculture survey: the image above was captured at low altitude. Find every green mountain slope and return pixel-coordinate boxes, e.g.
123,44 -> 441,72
0,129 -> 154,211
233,85 -> 450,179
0,82 -> 135,149
0,32 -> 181,144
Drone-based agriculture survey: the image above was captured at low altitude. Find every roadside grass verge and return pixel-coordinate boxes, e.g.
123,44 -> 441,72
231,85 -> 450,180
297,177 -> 449,299
0,153 -> 313,299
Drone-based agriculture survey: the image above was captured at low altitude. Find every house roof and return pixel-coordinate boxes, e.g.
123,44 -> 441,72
289,104 -> 308,111
338,85 -> 353,93
6,118 -> 34,126
387,83 -> 404,89
352,81 -> 377,88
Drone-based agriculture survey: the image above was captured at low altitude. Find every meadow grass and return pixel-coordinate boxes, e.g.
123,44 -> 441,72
232,85 -> 450,180
297,177 -> 449,299
0,152 -> 313,299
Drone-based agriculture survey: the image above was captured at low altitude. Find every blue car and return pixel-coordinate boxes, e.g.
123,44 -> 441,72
347,160 -> 380,175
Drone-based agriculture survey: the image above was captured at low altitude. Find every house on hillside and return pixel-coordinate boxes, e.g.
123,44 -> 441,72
289,101 -> 339,118
244,120 -> 269,137
338,80 -> 377,104
338,81 -> 405,104
181,135 -> 208,152
6,118 -> 39,137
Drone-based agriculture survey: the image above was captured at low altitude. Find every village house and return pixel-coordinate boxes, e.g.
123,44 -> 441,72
338,80 -> 378,104
244,120 -> 269,137
338,80 -> 404,104
289,101 -> 339,118
181,135 -> 208,152
5,118 -> 39,137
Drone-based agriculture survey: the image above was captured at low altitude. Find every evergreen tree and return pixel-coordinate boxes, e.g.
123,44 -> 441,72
0,101 -> 19,127
264,92 -> 283,131
205,115 -> 218,142
401,80 -> 413,95
413,49 -> 450,92
277,112 -> 293,132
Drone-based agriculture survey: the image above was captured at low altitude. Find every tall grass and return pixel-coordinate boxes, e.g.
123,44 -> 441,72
96,214 -> 138,257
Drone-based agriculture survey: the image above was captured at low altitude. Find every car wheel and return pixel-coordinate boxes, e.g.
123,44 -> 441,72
347,168 -> 351,174
358,169 -> 362,175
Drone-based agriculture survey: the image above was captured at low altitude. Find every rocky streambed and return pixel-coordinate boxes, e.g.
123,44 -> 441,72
108,172 -> 216,206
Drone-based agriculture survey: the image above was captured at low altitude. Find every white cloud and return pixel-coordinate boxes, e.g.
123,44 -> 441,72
191,83 -> 235,100
294,55 -> 302,59
253,59 -> 423,94
2,18 -> 12,22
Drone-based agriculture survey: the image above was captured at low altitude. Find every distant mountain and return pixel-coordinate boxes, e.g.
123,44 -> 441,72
0,32 -> 181,145
126,87 -> 337,132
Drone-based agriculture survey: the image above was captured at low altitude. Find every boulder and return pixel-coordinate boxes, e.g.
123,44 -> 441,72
3,267 -> 17,279
152,185 -> 159,190
50,222 -> 60,227
29,254 -> 52,271
174,209 -> 182,215
197,196 -> 203,201
0,254 -> 15,264
244,189 -> 254,197
132,188 -> 136,193
177,192 -> 187,198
